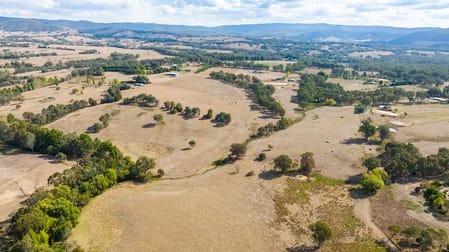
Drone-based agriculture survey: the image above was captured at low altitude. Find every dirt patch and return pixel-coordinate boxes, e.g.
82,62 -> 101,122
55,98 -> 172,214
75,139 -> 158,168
371,186 -> 427,236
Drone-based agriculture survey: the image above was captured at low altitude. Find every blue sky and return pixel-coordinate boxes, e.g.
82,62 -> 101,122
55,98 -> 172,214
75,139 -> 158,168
1,0 -> 449,27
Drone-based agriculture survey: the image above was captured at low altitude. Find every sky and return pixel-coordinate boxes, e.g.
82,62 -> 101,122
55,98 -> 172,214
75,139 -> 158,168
1,0 -> 449,28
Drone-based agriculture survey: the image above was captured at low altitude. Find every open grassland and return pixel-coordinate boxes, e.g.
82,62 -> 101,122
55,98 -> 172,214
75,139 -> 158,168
327,77 -> 378,91
68,167 -> 284,251
369,104 -> 449,155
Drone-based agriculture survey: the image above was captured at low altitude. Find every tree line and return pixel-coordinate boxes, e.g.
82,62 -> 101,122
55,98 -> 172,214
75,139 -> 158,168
209,71 -> 285,117
23,100 -> 94,126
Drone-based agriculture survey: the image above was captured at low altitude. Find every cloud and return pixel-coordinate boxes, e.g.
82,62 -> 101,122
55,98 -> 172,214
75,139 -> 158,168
0,0 -> 448,28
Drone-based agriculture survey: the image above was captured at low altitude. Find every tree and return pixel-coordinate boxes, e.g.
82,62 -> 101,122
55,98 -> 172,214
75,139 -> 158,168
23,132 -> 35,152
188,140 -> 196,149
300,152 -> 315,175
309,221 -> 332,247
274,154 -> 294,173
359,118 -> 376,140
133,75 -> 150,84
101,85 -> 122,104
229,143 -> 247,159
363,156 -> 380,171
153,114 -> 164,125
378,125 -> 391,142
129,156 -> 156,182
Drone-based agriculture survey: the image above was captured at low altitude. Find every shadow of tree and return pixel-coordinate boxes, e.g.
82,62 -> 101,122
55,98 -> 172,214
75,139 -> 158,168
345,173 -> 363,184
341,138 -> 366,145
142,123 -> 157,128
349,187 -> 370,199
258,170 -> 282,180
286,245 -> 318,252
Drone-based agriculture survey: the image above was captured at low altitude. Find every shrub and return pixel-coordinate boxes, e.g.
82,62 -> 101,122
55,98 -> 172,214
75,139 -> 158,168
157,169 -> 165,177
54,152 -> 67,163
354,104 -> 366,114
153,114 -> 164,124
309,221 -> 332,247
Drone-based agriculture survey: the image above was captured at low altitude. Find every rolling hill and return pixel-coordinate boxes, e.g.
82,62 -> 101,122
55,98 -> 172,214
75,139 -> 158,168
0,16 -> 448,46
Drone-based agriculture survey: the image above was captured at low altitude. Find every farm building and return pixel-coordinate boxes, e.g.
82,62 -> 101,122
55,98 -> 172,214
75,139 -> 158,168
166,72 -> 178,77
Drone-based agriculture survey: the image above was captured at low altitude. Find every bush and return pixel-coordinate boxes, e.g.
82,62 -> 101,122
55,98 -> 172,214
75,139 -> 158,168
89,122 -> 104,133
153,114 -> 164,124
54,152 -> 67,163
202,109 -> 213,119
360,168 -> 388,194
354,104 -> 366,114
157,169 -> 165,177
99,113 -> 111,127
257,153 -> 266,161
309,221 -> 332,247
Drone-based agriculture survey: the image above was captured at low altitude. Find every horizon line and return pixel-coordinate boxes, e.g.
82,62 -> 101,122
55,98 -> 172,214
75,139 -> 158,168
0,15 -> 445,30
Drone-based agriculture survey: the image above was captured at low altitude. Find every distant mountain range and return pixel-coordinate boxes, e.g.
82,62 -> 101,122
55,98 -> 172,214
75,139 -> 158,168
1,16 -> 449,46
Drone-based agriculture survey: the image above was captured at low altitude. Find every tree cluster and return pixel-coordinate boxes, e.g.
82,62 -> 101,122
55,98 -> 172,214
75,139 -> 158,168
0,119 -> 161,250
380,143 -> 449,181
214,112 -> 232,126
101,85 -> 122,104
163,101 -> 184,114
24,100 -> 92,125
254,117 -> 294,138
0,83 -> 33,105
123,94 -> 159,107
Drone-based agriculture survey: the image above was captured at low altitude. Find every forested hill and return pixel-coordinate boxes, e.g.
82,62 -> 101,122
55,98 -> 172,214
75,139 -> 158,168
1,15 -> 449,46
